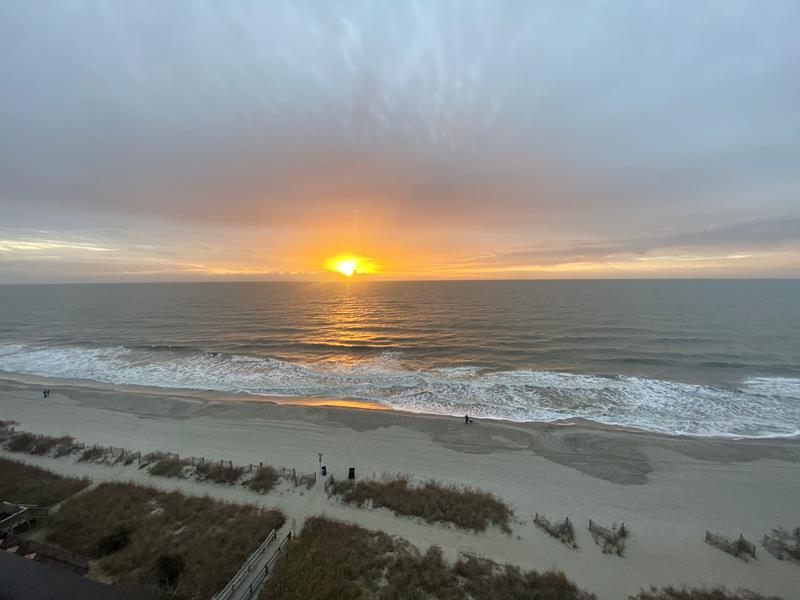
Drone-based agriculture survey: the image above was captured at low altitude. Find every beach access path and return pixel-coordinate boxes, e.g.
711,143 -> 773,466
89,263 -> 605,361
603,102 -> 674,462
2,379 -> 800,600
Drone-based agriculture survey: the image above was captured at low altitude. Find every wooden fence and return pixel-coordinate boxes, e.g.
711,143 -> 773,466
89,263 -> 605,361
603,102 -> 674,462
705,531 -> 756,560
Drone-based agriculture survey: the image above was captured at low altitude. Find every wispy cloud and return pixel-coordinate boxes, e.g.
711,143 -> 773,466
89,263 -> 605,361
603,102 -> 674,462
0,239 -> 113,253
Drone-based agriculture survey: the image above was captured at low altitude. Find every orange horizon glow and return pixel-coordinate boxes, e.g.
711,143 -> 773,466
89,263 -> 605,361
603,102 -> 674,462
324,253 -> 378,277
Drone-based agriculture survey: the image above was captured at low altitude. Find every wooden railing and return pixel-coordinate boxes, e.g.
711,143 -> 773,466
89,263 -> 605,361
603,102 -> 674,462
248,530 -> 292,598
0,504 -> 48,534
212,528 -> 277,600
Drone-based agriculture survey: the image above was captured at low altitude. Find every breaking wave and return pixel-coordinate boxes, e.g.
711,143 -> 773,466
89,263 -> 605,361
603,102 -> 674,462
0,343 -> 798,438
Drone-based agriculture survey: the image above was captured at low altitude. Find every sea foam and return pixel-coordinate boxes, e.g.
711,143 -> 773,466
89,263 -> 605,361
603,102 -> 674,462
0,343 -> 798,438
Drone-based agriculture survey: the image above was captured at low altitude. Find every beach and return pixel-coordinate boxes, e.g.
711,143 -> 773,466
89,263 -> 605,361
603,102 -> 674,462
2,376 -> 799,600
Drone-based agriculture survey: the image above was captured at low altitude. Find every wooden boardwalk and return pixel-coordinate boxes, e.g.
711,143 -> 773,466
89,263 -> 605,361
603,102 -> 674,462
213,525 -> 293,600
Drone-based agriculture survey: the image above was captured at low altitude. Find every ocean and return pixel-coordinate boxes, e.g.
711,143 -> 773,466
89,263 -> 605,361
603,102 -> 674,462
0,280 -> 798,438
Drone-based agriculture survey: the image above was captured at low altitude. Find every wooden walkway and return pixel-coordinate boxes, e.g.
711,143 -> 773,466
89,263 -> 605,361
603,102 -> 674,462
212,525 -> 293,600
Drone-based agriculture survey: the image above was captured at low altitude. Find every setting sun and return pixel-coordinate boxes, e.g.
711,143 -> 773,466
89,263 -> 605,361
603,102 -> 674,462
334,258 -> 357,277
324,254 -> 377,277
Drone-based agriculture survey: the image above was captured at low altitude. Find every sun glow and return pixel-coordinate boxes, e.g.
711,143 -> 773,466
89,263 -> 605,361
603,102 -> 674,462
325,254 -> 376,277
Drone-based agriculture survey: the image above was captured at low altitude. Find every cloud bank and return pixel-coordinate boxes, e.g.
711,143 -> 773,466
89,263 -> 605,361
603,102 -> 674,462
0,1 -> 798,281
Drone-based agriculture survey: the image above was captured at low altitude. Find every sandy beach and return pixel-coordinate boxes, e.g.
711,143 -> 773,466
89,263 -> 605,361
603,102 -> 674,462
2,376 -> 799,600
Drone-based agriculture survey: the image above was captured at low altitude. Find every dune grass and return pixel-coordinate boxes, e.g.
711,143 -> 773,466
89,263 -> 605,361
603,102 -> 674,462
46,482 -> 284,599
248,465 -> 281,493
0,457 -> 90,506
630,587 -> 782,600
327,474 -> 512,533
195,461 -> 246,484
78,446 -> 106,462
146,454 -> 190,478
262,516 -> 594,600
5,432 -> 80,457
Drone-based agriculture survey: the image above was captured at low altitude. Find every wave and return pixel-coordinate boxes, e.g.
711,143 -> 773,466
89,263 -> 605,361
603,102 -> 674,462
0,343 -> 798,438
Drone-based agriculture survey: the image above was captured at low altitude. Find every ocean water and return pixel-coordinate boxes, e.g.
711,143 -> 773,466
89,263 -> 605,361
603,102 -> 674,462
0,280 -> 798,437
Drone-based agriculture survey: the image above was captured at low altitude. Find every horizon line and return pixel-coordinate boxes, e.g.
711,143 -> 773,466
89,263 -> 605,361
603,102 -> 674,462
1,276 -> 798,286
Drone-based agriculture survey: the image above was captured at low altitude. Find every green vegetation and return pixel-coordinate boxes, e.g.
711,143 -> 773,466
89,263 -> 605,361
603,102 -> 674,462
248,465 -> 281,493
46,482 -> 284,599
327,474 -> 512,533
263,517 -> 594,600
0,457 -> 89,505
5,432 -> 79,457
630,587 -> 782,600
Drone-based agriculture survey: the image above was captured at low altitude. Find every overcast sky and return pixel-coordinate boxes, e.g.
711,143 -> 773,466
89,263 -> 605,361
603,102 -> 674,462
1,0 -> 798,282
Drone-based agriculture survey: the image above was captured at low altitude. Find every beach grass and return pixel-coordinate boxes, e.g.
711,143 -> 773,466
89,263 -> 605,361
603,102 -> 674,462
630,587 -> 782,600
0,457 -> 90,506
78,446 -> 106,462
195,461 -> 246,484
146,453 -> 190,477
262,516 -> 594,600
247,465 -> 281,493
327,473 -> 512,533
46,482 -> 284,599
5,431 -> 80,457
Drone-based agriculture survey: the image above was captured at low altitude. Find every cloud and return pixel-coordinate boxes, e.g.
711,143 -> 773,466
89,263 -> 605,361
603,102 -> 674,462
0,1 -> 798,280
453,217 -> 800,269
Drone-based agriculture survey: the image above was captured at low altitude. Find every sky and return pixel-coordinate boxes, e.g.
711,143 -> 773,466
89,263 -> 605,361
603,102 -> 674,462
1,0 -> 799,283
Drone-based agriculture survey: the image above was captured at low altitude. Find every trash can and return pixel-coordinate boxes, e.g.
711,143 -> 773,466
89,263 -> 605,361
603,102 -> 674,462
348,467 -> 355,480
321,465 -> 327,477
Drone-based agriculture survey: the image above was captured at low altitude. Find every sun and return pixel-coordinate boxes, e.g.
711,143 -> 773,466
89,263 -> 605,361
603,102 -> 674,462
324,254 -> 376,277
334,258 -> 357,277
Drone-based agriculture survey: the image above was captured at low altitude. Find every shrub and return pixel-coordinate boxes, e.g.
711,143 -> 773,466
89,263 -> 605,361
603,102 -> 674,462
248,466 -> 280,494
96,526 -> 132,556
156,553 -> 186,589
328,474 -> 512,533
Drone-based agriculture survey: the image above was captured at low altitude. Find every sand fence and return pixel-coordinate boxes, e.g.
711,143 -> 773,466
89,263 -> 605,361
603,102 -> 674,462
533,513 -> 577,549
588,519 -> 628,556
704,531 -> 757,561
1,425 -> 317,493
762,527 -> 800,563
